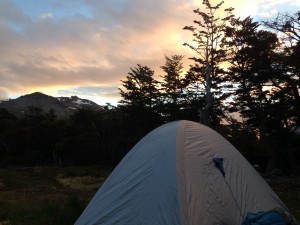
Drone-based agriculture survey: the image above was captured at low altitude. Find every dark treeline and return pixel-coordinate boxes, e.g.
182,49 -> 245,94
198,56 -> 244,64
1,0 -> 300,174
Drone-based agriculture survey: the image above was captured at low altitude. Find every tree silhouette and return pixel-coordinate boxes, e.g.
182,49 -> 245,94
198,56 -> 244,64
119,64 -> 162,139
183,0 -> 234,127
159,55 -> 188,121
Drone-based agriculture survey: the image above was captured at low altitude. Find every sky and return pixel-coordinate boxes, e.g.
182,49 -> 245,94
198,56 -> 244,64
0,0 -> 299,105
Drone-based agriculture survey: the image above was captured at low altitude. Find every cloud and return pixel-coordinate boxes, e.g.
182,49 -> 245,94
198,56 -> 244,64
55,86 -> 121,105
40,13 -> 53,19
57,86 -> 119,98
0,0 -> 298,104
245,0 -> 300,18
1,1 -> 193,92
0,88 -> 8,100
0,0 -> 31,27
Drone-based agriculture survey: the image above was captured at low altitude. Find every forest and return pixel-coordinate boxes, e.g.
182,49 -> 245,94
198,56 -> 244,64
0,0 -> 300,175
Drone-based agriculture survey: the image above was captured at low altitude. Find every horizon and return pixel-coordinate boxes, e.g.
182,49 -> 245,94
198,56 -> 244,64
1,0 -> 299,105
0,90 -> 116,106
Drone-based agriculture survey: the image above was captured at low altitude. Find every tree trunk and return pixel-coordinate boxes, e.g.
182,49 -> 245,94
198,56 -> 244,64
199,44 -> 213,127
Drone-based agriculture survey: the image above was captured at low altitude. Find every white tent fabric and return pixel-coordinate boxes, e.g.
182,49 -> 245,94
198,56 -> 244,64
75,120 -> 288,225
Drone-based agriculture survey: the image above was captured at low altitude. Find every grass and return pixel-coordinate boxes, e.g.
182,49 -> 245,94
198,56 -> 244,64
0,167 -> 299,225
0,166 -> 109,225
265,176 -> 300,221
0,196 -> 84,225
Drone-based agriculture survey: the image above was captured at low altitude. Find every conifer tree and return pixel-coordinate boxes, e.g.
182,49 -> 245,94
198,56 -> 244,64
183,0 -> 234,127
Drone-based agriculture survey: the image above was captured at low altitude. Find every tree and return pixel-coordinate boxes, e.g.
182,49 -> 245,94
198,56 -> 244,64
119,64 -> 162,139
119,64 -> 160,108
262,11 -> 300,42
261,13 -> 300,173
262,12 -> 300,129
183,0 -> 235,127
224,16 -> 299,173
0,108 -> 17,165
224,17 -> 281,129
159,55 -> 189,121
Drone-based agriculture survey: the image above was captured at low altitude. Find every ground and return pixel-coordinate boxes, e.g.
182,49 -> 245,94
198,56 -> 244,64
264,175 -> 300,220
0,166 -> 299,225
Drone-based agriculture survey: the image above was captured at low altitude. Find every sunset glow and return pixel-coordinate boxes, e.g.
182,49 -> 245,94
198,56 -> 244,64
1,0 -> 299,105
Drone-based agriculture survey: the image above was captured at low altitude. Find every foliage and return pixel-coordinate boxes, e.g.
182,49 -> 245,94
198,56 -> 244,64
119,64 -> 160,108
0,106 -> 131,167
118,64 -> 163,144
221,15 -> 300,174
0,5 -> 300,175
183,0 -> 235,128
1,4 -> 300,224
262,11 -> 300,42
159,55 -> 201,122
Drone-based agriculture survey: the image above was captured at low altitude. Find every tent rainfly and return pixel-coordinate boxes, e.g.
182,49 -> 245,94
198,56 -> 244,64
75,120 -> 297,225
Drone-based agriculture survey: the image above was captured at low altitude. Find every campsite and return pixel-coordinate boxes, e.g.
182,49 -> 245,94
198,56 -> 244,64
0,165 -> 299,225
1,0 -> 300,224
0,121 -> 299,225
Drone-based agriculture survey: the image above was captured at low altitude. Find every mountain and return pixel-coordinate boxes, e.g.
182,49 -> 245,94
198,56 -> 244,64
0,92 -> 102,118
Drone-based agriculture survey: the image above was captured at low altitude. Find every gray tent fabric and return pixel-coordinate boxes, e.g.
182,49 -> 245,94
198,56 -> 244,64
75,120 -> 291,225
75,120 -> 182,225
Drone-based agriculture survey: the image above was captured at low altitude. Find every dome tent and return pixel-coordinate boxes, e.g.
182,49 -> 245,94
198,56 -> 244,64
75,120 -> 294,225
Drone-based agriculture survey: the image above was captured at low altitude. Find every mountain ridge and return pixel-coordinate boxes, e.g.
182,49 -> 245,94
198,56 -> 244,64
0,92 -> 102,118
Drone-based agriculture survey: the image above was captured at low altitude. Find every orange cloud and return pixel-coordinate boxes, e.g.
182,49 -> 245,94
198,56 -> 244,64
0,0 -> 298,104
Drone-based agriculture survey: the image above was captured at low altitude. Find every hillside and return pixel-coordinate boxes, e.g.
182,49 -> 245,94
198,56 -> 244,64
0,92 -> 102,118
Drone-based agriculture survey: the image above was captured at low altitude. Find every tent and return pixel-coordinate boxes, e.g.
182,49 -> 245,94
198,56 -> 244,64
75,120 -> 295,225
